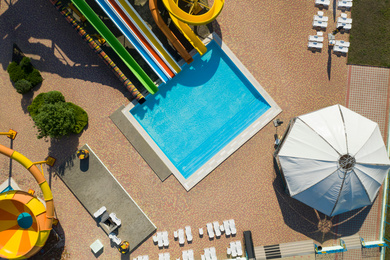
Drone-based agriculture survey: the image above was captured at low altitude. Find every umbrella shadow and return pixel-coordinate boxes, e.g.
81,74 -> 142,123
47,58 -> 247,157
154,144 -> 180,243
272,175 -> 370,244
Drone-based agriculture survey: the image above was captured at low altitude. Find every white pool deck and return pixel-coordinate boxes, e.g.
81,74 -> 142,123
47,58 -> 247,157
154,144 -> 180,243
122,33 -> 282,190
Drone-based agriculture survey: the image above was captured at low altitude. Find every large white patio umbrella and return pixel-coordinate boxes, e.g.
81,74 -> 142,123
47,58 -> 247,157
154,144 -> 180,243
276,104 -> 390,216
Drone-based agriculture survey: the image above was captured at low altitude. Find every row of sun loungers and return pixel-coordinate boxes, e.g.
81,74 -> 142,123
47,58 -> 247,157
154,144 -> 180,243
158,253 -> 170,260
182,249 -> 194,260
153,231 -> 169,248
201,247 -> 217,260
134,256 -> 149,260
227,241 -> 244,258
315,0 -> 352,9
206,219 -> 236,239
173,226 -> 193,245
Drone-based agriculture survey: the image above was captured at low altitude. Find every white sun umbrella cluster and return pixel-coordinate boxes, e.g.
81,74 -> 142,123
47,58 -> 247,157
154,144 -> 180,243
277,104 -> 390,216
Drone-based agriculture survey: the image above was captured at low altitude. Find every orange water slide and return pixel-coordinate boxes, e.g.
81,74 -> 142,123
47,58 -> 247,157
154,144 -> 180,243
149,0 -> 193,64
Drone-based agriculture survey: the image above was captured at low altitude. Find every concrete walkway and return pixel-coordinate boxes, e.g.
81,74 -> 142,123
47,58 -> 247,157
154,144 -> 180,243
56,144 -> 156,253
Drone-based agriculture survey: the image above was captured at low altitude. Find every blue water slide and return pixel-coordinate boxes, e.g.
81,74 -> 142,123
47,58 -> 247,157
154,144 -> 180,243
94,0 -> 169,83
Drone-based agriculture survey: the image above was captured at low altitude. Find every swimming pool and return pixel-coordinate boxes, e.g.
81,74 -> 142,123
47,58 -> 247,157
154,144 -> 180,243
123,33 -> 281,190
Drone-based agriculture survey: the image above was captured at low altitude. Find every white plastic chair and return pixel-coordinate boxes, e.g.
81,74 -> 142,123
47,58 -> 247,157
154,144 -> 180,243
185,226 -> 193,242
223,220 -> 231,236
162,231 -> 169,247
206,223 -> 214,239
229,219 -> 237,235
199,227 -> 204,237
178,229 -> 185,245
213,221 -> 221,237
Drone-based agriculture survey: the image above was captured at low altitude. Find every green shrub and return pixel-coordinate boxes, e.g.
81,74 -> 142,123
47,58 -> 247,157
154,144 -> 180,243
33,102 -> 76,139
25,69 -> 43,86
15,79 -> 33,94
7,62 -> 26,83
67,102 -> 88,134
27,93 -> 46,117
19,57 -> 33,73
28,91 -> 88,138
43,91 -> 65,104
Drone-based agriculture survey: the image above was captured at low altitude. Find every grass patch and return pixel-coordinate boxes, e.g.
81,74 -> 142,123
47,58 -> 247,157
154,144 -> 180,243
348,0 -> 390,67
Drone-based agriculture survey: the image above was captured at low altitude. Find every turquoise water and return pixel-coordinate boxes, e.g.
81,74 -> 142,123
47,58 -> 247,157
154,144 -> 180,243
131,40 -> 270,179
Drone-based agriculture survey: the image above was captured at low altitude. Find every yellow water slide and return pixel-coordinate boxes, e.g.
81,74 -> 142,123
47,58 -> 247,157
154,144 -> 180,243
160,0 -> 224,55
0,144 -> 54,260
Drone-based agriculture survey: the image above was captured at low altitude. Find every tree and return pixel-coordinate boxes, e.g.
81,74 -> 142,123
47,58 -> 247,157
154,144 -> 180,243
33,102 -> 76,139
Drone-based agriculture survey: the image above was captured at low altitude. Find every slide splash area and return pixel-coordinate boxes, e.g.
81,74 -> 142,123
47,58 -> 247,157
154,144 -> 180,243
71,0 -> 159,94
0,144 -> 54,259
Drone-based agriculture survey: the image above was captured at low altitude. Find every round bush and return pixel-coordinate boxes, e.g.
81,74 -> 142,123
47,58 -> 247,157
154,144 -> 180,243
15,79 -> 33,94
44,91 -> 65,104
33,102 -> 76,139
7,62 -> 26,83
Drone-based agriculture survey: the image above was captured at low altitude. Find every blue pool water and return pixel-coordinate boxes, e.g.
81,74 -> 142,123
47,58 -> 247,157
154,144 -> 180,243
131,40 -> 270,179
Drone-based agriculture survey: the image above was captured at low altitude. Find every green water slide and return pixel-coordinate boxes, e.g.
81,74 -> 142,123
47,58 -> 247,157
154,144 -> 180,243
71,0 -> 158,94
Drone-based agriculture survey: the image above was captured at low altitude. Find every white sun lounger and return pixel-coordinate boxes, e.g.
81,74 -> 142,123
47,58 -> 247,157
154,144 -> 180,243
178,229 -> 185,245
164,253 -> 170,260
93,206 -> 107,218
314,15 -> 328,22
201,254 -> 206,260
337,22 -> 352,30
159,253 -> 165,260
213,221 -> 221,237
204,248 -> 212,260
157,232 -> 163,248
236,241 -> 243,256
309,35 -> 324,42
209,247 -> 217,260
335,40 -> 350,47
206,223 -> 214,239
182,250 -> 189,260
188,249 -> 194,260
333,45 -> 349,53
315,0 -> 330,7
229,219 -> 237,235
338,0 -> 352,8
142,256 -> 149,260
230,241 -> 238,257
308,41 -> 323,49
223,220 -> 231,236
174,230 -> 178,239
337,17 -> 352,24
313,20 -> 328,29
162,231 -> 169,247
152,235 -> 158,244
185,226 -> 193,242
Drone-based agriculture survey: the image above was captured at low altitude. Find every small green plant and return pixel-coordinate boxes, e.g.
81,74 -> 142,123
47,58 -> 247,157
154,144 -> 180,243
28,91 -> 88,139
14,79 -> 33,94
7,57 -> 43,94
